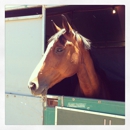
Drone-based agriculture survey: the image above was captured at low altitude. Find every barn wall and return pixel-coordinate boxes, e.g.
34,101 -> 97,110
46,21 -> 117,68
5,6 -> 45,124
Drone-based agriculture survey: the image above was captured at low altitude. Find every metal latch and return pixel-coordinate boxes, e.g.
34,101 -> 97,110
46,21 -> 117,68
42,95 -> 47,110
47,98 -> 58,107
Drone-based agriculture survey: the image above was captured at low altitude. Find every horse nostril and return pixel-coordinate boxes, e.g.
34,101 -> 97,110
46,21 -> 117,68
28,82 -> 36,91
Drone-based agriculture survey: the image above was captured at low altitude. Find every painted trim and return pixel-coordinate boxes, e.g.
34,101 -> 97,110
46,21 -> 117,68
47,95 -> 59,99
55,106 -> 58,125
5,15 -> 42,21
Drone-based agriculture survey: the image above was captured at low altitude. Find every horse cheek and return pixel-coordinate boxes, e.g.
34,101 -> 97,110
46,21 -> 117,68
71,52 -> 79,65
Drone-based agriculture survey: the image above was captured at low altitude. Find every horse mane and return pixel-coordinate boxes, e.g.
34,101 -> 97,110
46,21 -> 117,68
79,34 -> 91,50
75,31 -> 91,50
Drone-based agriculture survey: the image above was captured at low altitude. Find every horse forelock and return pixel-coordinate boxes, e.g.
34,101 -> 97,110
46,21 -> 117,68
48,28 -> 91,51
48,29 -> 66,44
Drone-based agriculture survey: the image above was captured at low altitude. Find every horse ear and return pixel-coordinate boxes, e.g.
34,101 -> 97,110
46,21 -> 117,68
61,14 -> 73,34
51,20 -> 61,33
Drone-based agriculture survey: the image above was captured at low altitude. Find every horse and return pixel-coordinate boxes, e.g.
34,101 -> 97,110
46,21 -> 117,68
28,14 -> 110,99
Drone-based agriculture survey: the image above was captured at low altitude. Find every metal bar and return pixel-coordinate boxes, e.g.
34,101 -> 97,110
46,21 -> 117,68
42,92 -> 47,125
47,95 -> 59,99
5,92 -> 40,98
5,14 -> 42,21
5,5 -> 42,11
41,5 -> 46,55
45,5 -> 65,9
5,92 -> 58,99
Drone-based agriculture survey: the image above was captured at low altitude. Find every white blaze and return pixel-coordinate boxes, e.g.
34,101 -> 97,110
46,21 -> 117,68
28,40 -> 55,86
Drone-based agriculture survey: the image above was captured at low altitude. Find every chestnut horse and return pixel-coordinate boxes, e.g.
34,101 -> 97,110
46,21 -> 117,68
28,15 -> 109,99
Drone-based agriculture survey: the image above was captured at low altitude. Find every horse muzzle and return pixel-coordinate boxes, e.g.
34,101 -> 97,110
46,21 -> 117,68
28,79 -> 48,96
28,81 -> 39,95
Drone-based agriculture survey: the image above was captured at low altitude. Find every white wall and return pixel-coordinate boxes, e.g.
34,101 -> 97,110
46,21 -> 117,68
5,16 -> 44,125
5,17 -> 42,95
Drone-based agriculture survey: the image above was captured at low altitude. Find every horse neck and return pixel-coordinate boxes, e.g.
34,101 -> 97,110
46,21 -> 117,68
77,48 -> 100,98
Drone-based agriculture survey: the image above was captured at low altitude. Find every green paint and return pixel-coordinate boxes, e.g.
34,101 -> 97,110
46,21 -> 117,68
43,95 -> 125,125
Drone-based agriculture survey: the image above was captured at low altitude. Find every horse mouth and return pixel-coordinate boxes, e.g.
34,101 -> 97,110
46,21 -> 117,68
31,87 -> 48,97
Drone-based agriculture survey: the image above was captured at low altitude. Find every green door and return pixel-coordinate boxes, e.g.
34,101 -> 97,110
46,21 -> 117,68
43,95 -> 125,125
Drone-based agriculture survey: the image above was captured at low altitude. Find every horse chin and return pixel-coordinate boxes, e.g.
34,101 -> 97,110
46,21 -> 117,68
31,86 -> 48,97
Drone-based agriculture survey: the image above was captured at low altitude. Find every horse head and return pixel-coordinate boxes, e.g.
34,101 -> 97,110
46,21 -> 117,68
28,15 -> 91,96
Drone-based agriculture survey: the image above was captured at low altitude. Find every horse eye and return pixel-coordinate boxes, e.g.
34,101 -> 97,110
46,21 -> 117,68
56,47 -> 63,53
